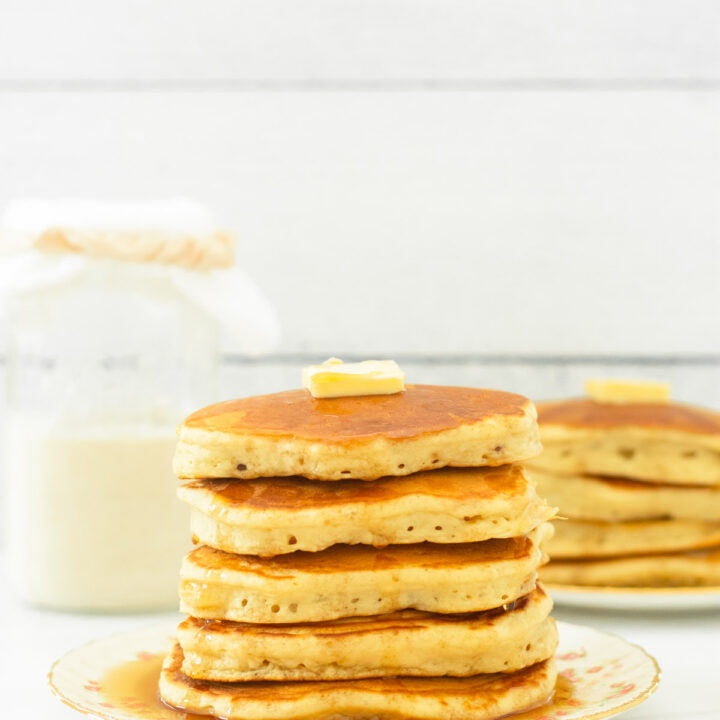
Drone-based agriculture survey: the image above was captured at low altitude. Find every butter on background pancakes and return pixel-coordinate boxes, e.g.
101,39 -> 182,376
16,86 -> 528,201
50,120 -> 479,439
180,524 -> 551,623
174,385 -> 541,481
180,464 -> 555,556
160,644 -> 557,720
178,587 -> 556,681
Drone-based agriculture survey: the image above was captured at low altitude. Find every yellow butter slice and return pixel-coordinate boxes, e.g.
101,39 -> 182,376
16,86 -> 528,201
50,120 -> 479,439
302,358 -> 405,398
585,378 -> 671,404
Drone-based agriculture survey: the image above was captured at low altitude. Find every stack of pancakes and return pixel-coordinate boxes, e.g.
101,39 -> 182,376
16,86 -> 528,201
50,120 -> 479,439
532,398 -> 720,587
159,384 -> 559,720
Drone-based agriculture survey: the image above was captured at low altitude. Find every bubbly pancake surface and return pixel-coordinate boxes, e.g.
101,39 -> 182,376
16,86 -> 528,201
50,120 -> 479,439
180,464 -> 555,555
180,525 -> 551,622
160,643 -> 557,720
174,384 -> 541,480
186,385 -> 533,441
177,587 -> 557,680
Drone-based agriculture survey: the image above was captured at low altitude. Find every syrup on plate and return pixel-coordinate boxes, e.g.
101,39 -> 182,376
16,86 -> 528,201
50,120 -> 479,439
506,675 -> 575,719
100,653 -> 207,719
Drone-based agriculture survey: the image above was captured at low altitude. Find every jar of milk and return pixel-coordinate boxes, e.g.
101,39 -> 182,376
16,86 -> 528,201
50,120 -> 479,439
0,199 -> 279,611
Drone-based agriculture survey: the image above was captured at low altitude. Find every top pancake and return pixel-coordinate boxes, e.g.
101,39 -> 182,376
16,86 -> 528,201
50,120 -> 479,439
174,384 -> 541,481
535,398 -> 720,485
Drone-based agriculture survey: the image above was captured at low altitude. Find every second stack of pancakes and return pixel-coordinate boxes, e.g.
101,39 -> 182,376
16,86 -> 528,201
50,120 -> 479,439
161,383 -> 559,720
532,388 -> 720,587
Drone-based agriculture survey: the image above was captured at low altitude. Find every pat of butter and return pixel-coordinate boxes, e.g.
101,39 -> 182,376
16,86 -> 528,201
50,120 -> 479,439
585,378 -> 671,404
303,358 -> 405,398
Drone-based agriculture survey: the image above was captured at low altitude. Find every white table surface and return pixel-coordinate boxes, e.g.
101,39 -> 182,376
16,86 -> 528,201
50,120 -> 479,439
1,568 -> 718,720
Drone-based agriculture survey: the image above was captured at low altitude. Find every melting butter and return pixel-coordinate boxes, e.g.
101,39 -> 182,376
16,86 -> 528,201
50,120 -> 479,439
303,358 -> 405,398
585,378 -> 670,404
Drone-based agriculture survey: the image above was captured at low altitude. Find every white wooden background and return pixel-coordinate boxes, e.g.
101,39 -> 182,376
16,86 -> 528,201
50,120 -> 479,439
1,0 -> 719,358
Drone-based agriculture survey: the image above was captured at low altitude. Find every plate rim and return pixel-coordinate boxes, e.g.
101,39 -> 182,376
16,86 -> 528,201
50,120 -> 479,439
553,619 -> 661,720
48,619 -> 661,720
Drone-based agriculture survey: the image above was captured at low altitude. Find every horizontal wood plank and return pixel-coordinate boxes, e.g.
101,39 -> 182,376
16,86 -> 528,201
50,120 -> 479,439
0,0 -> 718,83
1,90 -> 718,355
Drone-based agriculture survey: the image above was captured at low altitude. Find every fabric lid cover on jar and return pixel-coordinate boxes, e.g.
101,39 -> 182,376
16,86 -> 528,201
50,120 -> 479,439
0,197 -> 280,355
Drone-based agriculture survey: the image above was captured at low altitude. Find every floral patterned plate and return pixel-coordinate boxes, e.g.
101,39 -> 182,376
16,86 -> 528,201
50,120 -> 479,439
547,584 -> 720,611
49,620 -> 659,720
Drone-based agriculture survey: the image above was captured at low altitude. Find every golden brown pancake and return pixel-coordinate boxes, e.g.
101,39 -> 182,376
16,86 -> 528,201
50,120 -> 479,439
534,399 -> 720,485
541,547 -> 720,587
529,466 -> 720,521
174,384 -> 541,481
179,464 -> 555,556
546,518 -> 720,558
180,525 -> 551,623
177,587 -> 557,681
159,642 -> 557,720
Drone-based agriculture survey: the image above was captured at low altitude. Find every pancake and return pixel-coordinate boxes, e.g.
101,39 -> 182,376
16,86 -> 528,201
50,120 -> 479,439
530,466 -> 720,522
546,518 -> 720,559
174,385 -> 541,481
177,587 -> 557,681
180,524 -> 551,623
160,643 -> 557,720
540,547 -> 720,587
534,398 -> 720,485
179,465 -> 555,556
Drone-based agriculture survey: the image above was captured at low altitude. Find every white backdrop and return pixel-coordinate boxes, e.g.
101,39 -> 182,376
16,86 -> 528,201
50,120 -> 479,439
1,1 -> 719,357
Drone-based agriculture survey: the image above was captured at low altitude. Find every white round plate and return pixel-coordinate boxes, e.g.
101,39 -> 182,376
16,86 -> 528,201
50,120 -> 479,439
547,583 -> 720,611
49,620 -> 659,720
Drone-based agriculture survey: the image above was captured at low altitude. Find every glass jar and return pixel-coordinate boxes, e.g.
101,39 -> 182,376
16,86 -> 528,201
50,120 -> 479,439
4,258 -> 219,611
